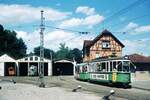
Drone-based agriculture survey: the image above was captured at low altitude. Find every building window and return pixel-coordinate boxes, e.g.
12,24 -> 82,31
102,41 -> 110,49
35,57 -> 38,61
30,57 -> 33,61
96,52 -> 100,58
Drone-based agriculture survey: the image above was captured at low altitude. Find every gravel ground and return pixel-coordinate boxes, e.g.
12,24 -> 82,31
0,82 -> 100,100
1,76 -> 150,100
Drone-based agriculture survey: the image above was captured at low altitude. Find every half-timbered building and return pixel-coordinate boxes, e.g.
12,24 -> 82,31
83,29 -> 125,62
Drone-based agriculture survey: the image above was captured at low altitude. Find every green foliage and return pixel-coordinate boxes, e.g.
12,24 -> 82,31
55,43 -> 69,60
55,43 -> 83,63
0,25 -> 27,58
67,48 -> 83,63
33,43 -> 83,63
34,46 -> 56,59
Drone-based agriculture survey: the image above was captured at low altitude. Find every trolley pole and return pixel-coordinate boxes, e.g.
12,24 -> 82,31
39,10 -> 45,88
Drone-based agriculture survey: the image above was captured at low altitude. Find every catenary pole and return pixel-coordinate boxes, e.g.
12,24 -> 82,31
39,10 -> 45,87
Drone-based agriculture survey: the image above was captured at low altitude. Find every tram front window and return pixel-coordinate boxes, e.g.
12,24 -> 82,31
123,61 -> 130,72
117,61 -> 122,72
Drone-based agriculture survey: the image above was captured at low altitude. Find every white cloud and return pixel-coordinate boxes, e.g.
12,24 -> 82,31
59,14 -> 104,28
16,30 -> 28,39
134,25 -> 150,33
59,18 -> 83,28
76,6 -> 95,15
84,15 -> 104,26
123,22 -> 138,31
15,29 -> 150,56
44,30 -> 95,50
15,30 -> 95,53
123,39 -> 150,56
15,30 -> 40,53
0,4 -> 70,24
123,22 -> 150,35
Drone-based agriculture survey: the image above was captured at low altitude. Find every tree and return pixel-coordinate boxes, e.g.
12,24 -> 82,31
34,46 -> 55,59
0,24 -> 4,32
0,25 -> 27,58
67,48 -> 83,63
55,43 -> 70,60
55,43 -> 83,63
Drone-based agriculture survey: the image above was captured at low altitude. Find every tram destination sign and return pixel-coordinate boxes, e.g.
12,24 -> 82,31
90,73 -> 108,80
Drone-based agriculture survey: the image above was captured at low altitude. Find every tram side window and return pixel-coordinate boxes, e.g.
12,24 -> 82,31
106,62 -> 109,72
96,63 -> 102,72
113,62 -> 117,70
89,64 -> 94,72
80,66 -> 82,73
88,64 -> 91,72
117,61 -> 122,72
82,65 -> 87,72
102,63 -> 106,72
93,63 -> 97,72
110,62 -> 112,71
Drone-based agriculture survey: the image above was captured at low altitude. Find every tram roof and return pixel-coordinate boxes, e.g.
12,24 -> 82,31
89,57 -> 130,62
76,63 -> 88,66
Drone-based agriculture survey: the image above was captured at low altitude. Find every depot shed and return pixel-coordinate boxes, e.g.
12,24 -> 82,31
53,60 -> 75,76
127,54 -> 150,81
0,54 -> 17,76
17,55 -> 52,76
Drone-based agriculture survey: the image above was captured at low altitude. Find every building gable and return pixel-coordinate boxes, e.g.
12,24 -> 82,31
17,55 -> 51,62
0,54 -> 16,62
83,29 -> 124,62
90,29 -> 124,48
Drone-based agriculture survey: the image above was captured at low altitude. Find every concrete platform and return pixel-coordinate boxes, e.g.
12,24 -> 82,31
131,80 -> 150,91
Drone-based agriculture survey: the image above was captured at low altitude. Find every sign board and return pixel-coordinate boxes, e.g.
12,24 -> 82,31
90,73 -> 108,80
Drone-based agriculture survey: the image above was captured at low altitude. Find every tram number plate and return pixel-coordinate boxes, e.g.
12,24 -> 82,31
91,74 -> 108,80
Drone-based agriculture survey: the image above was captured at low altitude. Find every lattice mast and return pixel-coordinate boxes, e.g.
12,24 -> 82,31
39,10 -> 45,87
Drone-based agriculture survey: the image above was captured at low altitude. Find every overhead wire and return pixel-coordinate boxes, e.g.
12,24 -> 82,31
4,0 -> 149,38
110,11 -> 150,30
103,0 -> 147,24
45,25 -> 90,34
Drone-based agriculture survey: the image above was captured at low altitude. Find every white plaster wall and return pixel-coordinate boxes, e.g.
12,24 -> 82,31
48,61 -> 52,76
0,62 -> 4,76
73,61 -> 77,76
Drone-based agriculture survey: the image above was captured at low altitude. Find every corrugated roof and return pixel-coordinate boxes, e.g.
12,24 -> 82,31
127,54 -> 150,63
55,60 -> 73,63
83,40 -> 92,48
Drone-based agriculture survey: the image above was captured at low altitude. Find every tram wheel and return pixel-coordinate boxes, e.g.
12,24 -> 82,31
123,84 -> 128,89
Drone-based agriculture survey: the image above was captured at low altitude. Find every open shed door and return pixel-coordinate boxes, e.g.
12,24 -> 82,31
53,60 -> 73,76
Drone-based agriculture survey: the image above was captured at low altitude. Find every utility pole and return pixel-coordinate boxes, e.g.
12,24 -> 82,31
39,10 -> 45,87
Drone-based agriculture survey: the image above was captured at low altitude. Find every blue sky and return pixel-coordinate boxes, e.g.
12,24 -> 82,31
0,0 -> 150,56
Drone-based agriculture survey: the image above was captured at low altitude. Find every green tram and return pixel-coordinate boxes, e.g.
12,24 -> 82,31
75,58 -> 132,87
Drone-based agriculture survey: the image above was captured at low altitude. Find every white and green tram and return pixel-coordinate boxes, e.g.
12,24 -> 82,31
75,58 -> 132,86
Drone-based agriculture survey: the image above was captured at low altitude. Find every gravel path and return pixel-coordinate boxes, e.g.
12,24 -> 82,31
1,76 -> 150,100
0,82 -> 100,100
